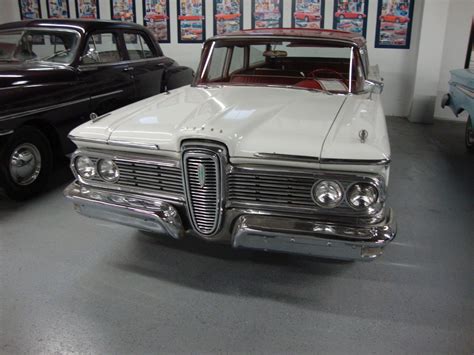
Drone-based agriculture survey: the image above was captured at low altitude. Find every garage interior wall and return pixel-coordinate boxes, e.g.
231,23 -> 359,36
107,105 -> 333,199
0,0 -> 472,119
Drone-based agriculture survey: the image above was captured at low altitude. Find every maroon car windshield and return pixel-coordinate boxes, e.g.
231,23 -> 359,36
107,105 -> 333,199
195,38 -> 364,93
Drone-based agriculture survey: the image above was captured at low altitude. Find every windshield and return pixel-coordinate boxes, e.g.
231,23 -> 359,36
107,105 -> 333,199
196,39 -> 365,93
0,29 -> 80,64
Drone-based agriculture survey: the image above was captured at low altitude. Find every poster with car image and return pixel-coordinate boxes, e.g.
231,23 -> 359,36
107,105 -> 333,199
76,0 -> 100,19
19,0 -> 42,19
375,0 -> 414,48
214,0 -> 243,35
110,0 -> 136,22
144,0 -> 170,43
47,0 -> 70,18
252,0 -> 282,29
292,0 -> 325,29
178,0 -> 205,43
332,0 -> 368,37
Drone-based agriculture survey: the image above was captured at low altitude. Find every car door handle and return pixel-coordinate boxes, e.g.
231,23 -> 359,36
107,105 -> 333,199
123,67 -> 134,72
156,63 -> 165,68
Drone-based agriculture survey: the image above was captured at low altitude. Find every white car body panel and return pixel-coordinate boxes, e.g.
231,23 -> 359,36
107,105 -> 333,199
70,85 -> 390,166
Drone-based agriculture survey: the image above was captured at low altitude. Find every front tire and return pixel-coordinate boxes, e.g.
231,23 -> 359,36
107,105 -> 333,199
0,127 -> 53,200
466,117 -> 474,152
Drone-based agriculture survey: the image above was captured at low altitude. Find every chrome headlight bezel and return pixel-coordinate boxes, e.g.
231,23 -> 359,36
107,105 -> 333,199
74,156 -> 96,180
346,182 -> 379,210
311,180 -> 344,209
97,159 -> 120,183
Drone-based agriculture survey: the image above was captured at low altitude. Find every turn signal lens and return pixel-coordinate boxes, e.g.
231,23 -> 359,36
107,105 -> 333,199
347,183 -> 378,209
75,156 -> 96,179
98,159 -> 119,182
312,180 -> 343,208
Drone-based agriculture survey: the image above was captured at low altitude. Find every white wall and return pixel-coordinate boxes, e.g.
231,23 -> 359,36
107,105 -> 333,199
0,0 -> 470,119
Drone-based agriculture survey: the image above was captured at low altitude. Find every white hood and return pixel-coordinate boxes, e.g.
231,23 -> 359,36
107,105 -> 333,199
72,86 -> 346,159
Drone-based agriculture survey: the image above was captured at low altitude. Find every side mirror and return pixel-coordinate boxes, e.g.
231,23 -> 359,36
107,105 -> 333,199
364,79 -> 384,97
80,47 -> 100,65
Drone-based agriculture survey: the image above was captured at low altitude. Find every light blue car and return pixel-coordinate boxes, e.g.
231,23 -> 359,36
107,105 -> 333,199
442,68 -> 474,151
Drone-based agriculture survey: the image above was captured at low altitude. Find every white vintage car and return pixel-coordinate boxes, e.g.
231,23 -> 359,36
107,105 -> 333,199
65,29 -> 396,261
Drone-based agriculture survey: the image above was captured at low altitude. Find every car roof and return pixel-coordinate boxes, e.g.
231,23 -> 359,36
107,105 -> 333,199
0,19 -> 145,33
209,28 -> 366,48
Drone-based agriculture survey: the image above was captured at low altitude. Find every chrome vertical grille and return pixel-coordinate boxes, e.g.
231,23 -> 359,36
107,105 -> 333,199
182,146 -> 224,236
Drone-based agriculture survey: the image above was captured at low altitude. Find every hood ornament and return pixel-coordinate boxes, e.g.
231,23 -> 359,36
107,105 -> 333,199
359,129 -> 368,143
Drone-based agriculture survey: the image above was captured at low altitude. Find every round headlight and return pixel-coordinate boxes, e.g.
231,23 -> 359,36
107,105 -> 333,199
312,180 -> 343,208
97,159 -> 119,182
347,183 -> 378,209
75,156 -> 96,179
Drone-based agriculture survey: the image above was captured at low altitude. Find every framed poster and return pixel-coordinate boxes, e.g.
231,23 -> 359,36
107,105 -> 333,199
333,0 -> 368,38
213,0 -> 243,36
143,0 -> 170,43
18,0 -> 42,19
47,0 -> 70,18
75,0 -> 100,19
177,0 -> 206,43
375,0 -> 415,49
292,0 -> 325,29
252,0 -> 282,29
111,0 -> 136,22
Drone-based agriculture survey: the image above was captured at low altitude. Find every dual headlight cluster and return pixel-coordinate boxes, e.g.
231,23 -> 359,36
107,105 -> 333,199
75,156 -> 120,183
311,180 -> 379,210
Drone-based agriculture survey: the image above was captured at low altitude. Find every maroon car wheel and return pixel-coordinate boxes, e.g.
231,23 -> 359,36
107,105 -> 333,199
466,117 -> 474,152
0,127 -> 53,200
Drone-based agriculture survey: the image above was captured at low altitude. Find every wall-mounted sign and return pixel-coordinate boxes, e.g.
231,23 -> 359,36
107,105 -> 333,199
18,0 -> 42,19
110,0 -> 136,22
177,0 -> 206,43
47,0 -> 70,18
252,0 -> 282,29
213,0 -> 243,35
375,0 -> 415,49
292,0 -> 325,29
333,0 -> 368,38
143,0 -> 170,43
76,0 -> 100,19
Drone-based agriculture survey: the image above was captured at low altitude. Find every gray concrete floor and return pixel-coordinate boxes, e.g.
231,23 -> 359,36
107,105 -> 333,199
1,117 -> 473,354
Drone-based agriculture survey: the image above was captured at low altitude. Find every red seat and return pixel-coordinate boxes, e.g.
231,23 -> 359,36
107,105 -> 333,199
294,79 -> 323,90
230,74 -> 302,86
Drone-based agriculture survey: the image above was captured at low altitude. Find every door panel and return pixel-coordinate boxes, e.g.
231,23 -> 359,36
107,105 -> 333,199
77,31 -> 136,116
123,31 -> 165,99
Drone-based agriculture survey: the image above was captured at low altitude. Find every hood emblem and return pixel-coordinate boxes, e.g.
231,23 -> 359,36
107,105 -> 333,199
197,163 -> 206,188
359,129 -> 369,143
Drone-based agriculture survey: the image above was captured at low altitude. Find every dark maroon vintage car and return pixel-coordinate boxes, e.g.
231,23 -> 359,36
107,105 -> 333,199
0,19 -> 193,199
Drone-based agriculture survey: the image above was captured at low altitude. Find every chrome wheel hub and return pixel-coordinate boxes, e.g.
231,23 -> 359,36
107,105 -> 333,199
9,143 -> 42,186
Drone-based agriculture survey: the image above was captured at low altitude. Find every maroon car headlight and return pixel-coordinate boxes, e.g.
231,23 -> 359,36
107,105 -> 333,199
347,183 -> 378,209
312,180 -> 343,208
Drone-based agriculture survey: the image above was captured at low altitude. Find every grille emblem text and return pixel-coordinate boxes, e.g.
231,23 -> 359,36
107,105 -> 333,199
197,163 -> 206,188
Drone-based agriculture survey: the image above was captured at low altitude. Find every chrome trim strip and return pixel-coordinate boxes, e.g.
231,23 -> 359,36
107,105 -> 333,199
253,152 -> 319,163
207,36 -> 363,49
0,130 -> 14,136
69,135 -> 160,150
320,158 -> 391,166
91,90 -> 124,100
107,140 -> 159,150
0,97 -> 90,122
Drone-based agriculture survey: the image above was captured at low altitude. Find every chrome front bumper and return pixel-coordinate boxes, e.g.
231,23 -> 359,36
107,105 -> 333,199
65,182 -> 396,261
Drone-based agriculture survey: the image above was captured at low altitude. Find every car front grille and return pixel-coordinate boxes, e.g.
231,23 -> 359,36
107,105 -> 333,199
115,160 -> 183,196
182,148 -> 223,236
